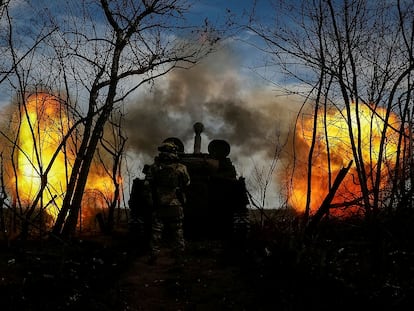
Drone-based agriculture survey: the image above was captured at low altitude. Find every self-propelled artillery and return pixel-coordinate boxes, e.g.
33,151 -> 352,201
129,122 -> 249,243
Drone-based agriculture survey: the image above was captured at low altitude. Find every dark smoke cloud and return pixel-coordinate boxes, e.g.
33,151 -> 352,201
124,47 -> 302,169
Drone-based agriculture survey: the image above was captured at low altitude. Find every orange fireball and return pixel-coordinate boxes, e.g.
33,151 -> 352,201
9,92 -> 117,225
288,103 -> 402,216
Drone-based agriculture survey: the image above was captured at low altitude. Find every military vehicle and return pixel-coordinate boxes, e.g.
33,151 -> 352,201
128,122 -> 250,244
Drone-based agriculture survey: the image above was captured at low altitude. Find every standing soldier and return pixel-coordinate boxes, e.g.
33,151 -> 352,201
146,142 -> 190,264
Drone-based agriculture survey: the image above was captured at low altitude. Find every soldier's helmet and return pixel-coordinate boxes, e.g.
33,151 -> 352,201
158,142 -> 178,154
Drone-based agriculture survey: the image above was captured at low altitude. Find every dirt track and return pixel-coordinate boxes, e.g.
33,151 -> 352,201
1,238 -> 266,311
118,241 -> 259,310
3,215 -> 414,311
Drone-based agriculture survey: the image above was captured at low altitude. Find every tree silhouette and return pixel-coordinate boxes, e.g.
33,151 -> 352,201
249,0 -> 414,221
0,0 -> 218,238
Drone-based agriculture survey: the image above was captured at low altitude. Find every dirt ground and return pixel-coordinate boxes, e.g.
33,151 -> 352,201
0,236 -> 267,311
119,241 -> 259,310
2,214 -> 414,310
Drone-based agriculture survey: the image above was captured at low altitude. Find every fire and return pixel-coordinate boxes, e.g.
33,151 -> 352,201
9,93 -> 117,225
288,103 -> 402,216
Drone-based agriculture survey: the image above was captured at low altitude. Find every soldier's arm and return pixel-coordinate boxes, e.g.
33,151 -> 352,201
181,166 -> 190,186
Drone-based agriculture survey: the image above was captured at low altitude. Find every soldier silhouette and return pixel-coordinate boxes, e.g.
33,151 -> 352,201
146,142 -> 190,264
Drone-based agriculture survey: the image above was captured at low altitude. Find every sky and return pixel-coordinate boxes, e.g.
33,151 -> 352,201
1,0 -> 412,212
119,1 -> 303,207
0,0 -> 272,104
0,0 -> 301,208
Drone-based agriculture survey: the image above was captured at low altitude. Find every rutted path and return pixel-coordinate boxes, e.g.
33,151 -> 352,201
118,242 -> 257,310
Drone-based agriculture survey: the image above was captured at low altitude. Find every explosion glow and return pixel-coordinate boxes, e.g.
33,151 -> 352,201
288,103 -> 403,216
9,93 -> 116,225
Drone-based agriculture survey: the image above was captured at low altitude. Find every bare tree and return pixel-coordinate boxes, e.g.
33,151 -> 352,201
248,128 -> 288,226
40,0 -> 217,237
95,109 -> 127,233
249,0 -> 414,220
0,0 -> 217,238
0,1 -> 68,238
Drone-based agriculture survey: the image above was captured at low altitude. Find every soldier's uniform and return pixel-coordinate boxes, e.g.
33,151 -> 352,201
146,142 -> 190,263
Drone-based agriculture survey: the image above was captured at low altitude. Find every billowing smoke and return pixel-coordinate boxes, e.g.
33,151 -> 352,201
124,47 -> 303,204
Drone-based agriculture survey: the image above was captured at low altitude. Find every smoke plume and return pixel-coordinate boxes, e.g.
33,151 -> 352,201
124,47 -> 303,200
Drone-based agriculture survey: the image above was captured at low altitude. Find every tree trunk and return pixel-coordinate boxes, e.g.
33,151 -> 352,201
305,160 -> 353,237
61,105 -> 113,237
